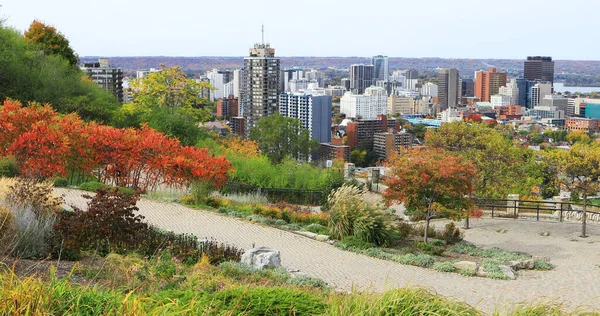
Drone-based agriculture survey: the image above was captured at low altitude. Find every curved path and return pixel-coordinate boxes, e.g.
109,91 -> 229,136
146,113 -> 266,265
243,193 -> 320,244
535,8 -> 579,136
58,189 -> 600,314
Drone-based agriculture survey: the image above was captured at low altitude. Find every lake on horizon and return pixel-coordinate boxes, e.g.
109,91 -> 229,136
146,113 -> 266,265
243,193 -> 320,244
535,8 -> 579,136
554,82 -> 600,93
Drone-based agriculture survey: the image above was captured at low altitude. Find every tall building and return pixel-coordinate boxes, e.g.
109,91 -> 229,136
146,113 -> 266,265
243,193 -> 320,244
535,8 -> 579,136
461,78 -> 474,97
279,92 -> 332,143
346,115 -> 401,149
340,86 -> 388,120
515,78 -> 528,107
373,132 -> 412,160
388,94 -> 416,116
371,55 -> 389,82
349,64 -> 374,94
498,78 -> 520,106
241,42 -> 281,136
541,94 -> 568,114
206,69 -> 225,101
490,94 -> 512,108
305,69 -> 324,87
529,82 -> 553,108
80,58 -> 124,102
216,95 -> 239,119
233,69 -> 244,98
524,56 -> 554,84
437,68 -> 459,110
474,68 -> 507,102
421,82 -> 438,97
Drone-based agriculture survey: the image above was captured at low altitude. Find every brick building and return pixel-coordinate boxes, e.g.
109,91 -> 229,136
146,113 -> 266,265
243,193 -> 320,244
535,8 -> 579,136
565,117 -> 599,132
346,115 -> 401,149
230,117 -> 245,137
216,95 -> 239,119
373,132 -> 413,160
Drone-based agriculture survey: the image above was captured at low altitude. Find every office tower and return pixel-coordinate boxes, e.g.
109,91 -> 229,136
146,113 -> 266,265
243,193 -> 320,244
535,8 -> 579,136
349,64 -> 374,94
461,78 -> 474,97
80,58 -> 124,102
279,92 -> 332,143
474,68 -> 507,102
421,82 -> 438,97
241,42 -> 281,136
541,94 -> 568,114
498,78 -> 520,105
305,69 -> 324,87
514,78 -> 528,107
388,94 -> 416,116
529,82 -> 553,108
340,78 -> 351,91
437,68 -> 459,109
282,68 -> 305,92
371,55 -> 389,82
233,69 -> 244,98
206,69 -> 225,101
340,86 -> 388,119
524,56 -> 554,84
404,69 -> 418,90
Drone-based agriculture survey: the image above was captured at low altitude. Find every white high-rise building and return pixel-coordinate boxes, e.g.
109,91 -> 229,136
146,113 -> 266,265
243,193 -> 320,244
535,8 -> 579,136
498,79 -> 519,106
420,82 -> 438,97
305,69 -> 324,87
530,82 -> 553,108
289,79 -> 311,92
372,55 -> 389,82
340,86 -> 388,119
279,92 -> 332,143
233,69 -> 243,98
206,69 -> 225,101
490,94 -> 512,108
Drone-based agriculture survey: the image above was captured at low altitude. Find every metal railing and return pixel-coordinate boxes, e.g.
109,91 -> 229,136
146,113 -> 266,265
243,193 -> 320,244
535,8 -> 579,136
222,181 -> 325,206
473,198 -> 600,222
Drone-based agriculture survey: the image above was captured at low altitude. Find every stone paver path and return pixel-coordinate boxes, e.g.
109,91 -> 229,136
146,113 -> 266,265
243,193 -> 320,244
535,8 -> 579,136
58,189 -> 600,314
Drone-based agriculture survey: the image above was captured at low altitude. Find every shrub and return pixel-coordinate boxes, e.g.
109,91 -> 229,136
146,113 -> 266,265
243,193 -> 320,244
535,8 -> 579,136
0,156 -> 19,177
396,222 -> 413,239
533,259 -> 553,270
458,269 -> 476,277
117,186 -> 137,196
78,181 -> 106,192
6,178 -> 63,215
288,275 -> 328,289
440,222 -> 463,244
0,206 -> 15,254
190,180 -> 215,205
433,261 -> 456,273
10,204 -> 56,258
399,253 -> 436,267
413,224 -> 438,239
304,223 -> 328,234
52,177 -> 69,188
197,239 -> 244,265
339,236 -> 376,250
327,184 -> 391,246
53,187 -> 147,258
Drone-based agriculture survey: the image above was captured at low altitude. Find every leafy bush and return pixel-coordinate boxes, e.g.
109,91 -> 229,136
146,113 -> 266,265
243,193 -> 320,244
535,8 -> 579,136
533,259 -> 553,270
190,180 -> 214,205
440,222 -> 463,244
304,223 -> 328,234
458,269 -> 476,277
396,221 -> 413,239
52,177 -> 69,188
433,261 -> 456,273
415,241 -> 445,256
339,236 -> 376,250
6,178 -> 62,215
0,206 -> 15,254
413,224 -> 438,240
288,275 -> 328,289
197,239 -> 244,265
0,156 -> 19,177
117,186 -> 137,196
78,181 -> 106,192
399,253 -> 436,267
327,184 -> 391,246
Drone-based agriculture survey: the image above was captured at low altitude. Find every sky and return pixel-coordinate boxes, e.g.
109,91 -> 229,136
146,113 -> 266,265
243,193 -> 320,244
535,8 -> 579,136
1,0 -> 599,60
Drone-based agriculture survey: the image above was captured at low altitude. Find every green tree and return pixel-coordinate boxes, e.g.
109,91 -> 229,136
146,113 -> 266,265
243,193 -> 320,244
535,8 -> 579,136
24,20 -> 78,66
350,149 -> 366,166
425,121 -> 543,199
405,123 -> 427,140
543,143 -> 600,237
384,148 -> 477,242
249,114 -> 319,164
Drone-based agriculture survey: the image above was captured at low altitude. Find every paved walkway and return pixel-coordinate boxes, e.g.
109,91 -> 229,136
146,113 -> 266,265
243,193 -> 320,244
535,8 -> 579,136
58,189 -> 600,314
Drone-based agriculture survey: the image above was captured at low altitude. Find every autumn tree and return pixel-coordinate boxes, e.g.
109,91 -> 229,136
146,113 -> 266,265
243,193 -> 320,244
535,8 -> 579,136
543,143 -> 600,237
425,121 -> 542,199
24,20 -> 78,66
384,148 -> 477,242
249,114 -> 319,164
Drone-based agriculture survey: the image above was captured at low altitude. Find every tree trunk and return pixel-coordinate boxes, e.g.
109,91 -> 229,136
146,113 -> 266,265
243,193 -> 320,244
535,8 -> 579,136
582,195 -> 588,238
424,211 -> 430,243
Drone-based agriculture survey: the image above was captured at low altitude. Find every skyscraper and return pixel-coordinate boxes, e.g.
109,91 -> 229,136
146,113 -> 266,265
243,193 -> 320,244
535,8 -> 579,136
350,64 -> 374,94
279,92 -> 332,143
371,55 -> 389,82
241,41 -> 281,137
524,56 -> 554,84
474,68 -> 507,102
461,78 -> 474,97
80,58 -> 123,102
437,68 -> 459,110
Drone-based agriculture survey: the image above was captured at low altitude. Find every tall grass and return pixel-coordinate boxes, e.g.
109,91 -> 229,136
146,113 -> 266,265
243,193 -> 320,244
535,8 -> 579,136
216,192 -> 270,205
9,204 -> 56,259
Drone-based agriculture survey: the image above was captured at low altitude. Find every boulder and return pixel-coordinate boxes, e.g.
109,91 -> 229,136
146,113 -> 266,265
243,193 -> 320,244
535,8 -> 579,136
241,247 -> 282,269
453,261 -> 478,273
521,259 -> 535,269
506,260 -> 521,270
315,235 -> 330,242
476,266 -> 487,277
499,265 -> 516,280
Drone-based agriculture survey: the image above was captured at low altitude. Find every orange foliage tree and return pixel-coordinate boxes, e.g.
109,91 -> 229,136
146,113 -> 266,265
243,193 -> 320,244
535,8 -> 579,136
0,100 -> 233,191
383,148 -> 477,242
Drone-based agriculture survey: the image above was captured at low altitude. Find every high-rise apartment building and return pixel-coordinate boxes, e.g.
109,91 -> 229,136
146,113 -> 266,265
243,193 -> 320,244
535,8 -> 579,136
437,68 -> 459,110
305,69 -> 324,87
80,58 -> 124,102
524,56 -> 554,84
371,55 -> 389,82
340,86 -> 388,120
241,42 -> 281,136
474,68 -> 507,102
461,78 -> 474,97
233,69 -> 243,98
349,64 -> 374,94
279,92 -> 332,143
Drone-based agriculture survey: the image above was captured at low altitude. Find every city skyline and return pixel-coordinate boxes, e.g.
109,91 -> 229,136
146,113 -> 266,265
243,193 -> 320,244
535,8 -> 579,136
1,0 -> 598,60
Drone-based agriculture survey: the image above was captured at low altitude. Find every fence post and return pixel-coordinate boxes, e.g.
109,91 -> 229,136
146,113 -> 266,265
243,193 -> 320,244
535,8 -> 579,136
491,202 -> 494,218
560,203 -> 564,222
536,203 -> 540,221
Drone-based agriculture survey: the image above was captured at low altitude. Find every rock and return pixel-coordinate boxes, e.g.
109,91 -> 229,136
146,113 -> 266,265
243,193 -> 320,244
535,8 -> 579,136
295,231 -> 318,239
499,265 -> 516,280
540,231 -> 550,236
476,266 -> 487,277
286,267 -> 300,273
241,247 -> 282,269
453,261 -> 478,273
521,259 -> 535,269
315,234 -> 330,241
497,229 -> 507,234
506,260 -> 521,270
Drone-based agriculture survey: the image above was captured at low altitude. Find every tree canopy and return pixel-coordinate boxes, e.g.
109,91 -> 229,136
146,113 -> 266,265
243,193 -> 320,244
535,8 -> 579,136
24,20 -> 78,66
249,114 -> 319,164
384,148 -> 477,242
425,122 -> 543,199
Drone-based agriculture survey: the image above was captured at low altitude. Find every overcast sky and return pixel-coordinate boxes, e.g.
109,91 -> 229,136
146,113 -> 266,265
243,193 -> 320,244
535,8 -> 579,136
1,0 -> 598,60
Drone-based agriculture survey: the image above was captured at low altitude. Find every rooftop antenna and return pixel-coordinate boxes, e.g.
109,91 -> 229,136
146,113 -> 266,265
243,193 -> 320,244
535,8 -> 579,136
261,24 -> 264,45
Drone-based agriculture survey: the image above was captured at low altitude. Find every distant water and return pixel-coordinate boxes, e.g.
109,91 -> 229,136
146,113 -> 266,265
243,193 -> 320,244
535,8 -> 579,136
554,83 -> 600,93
